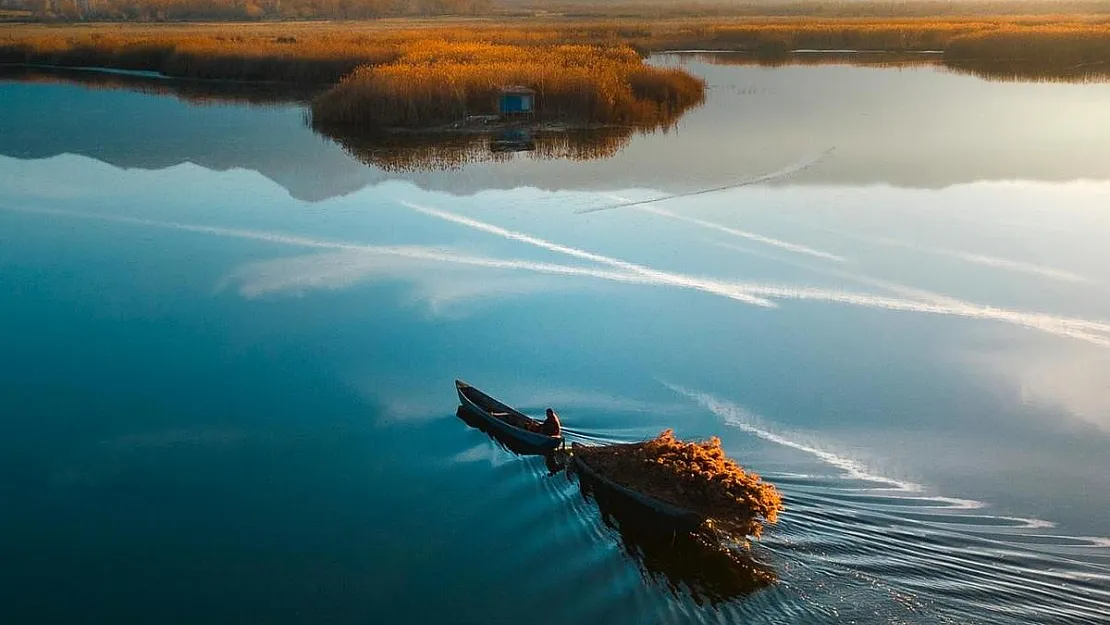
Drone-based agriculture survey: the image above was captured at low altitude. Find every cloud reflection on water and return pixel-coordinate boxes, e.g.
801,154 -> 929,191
5,201 -> 1110,350
222,249 -> 569,316
963,346 -> 1110,434
808,225 -> 1096,285
397,201 -> 1110,348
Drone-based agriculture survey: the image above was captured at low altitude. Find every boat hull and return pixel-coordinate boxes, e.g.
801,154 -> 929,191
572,442 -> 705,532
455,380 -> 563,450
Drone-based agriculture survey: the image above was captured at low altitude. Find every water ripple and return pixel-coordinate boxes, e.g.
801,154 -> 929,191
667,385 -> 1110,624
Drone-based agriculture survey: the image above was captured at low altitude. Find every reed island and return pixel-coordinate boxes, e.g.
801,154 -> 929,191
3,1 -> 1110,136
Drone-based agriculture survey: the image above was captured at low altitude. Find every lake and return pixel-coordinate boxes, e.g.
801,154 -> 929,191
2,57 -> 1110,624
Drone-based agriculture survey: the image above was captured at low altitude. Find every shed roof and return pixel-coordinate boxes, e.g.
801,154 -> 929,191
499,85 -> 536,95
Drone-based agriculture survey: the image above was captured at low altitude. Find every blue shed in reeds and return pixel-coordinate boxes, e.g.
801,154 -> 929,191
498,86 -> 535,115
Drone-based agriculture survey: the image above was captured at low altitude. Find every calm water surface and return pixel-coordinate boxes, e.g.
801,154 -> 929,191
2,58 -> 1110,624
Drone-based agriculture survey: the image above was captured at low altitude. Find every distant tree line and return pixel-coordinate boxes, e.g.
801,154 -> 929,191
5,0 -> 492,21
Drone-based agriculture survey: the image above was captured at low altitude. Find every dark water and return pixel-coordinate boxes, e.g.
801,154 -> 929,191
2,58 -> 1110,624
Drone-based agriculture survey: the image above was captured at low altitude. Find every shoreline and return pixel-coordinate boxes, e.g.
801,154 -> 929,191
3,19 -> 1109,134
4,17 -> 1110,78
658,48 -> 946,55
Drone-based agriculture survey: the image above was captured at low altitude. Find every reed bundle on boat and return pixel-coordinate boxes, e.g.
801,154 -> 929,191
573,429 -> 783,540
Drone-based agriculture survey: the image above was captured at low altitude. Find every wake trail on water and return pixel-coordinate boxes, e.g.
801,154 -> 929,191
575,148 -> 836,214
662,382 -> 985,509
667,382 -> 1110,543
663,383 -> 1110,624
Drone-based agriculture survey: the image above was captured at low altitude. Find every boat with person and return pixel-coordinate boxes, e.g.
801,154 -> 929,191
455,380 -> 563,450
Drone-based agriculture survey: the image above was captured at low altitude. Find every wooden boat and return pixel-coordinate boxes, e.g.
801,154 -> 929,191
571,442 -> 705,532
455,406 -> 555,457
455,380 -> 563,450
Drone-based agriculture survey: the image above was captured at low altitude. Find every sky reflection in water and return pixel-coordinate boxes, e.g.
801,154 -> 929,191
2,60 -> 1110,624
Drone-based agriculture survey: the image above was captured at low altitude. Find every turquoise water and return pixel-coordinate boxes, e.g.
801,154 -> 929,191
2,60 -> 1110,624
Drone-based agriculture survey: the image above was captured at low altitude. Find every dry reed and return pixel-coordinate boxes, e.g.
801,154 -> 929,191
308,40 -> 704,128
574,430 -> 784,540
4,17 -> 1110,82
3,16 -> 1110,119
944,25 -> 1110,75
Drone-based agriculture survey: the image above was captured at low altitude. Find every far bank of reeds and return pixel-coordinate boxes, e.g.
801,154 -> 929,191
3,16 -> 1110,130
0,28 -> 400,83
4,17 -> 1110,84
309,41 -> 705,129
943,27 -> 1110,79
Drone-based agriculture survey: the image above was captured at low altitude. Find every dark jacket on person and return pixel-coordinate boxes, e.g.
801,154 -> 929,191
541,410 -> 562,436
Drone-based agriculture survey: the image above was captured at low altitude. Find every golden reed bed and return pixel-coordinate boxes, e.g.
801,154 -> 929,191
0,23 -> 713,127
309,41 -> 705,129
2,15 -> 1110,128
3,16 -> 1109,75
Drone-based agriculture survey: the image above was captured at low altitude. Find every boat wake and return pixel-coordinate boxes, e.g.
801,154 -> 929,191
665,384 -> 1110,624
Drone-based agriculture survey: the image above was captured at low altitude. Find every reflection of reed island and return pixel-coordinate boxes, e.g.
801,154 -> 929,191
321,127 -> 637,172
573,454 -> 777,606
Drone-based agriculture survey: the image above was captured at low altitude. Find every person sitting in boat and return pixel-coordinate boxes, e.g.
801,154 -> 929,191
540,408 -> 562,436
